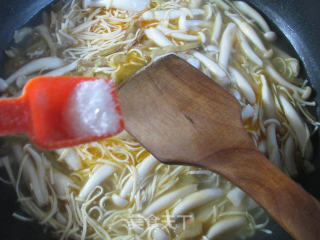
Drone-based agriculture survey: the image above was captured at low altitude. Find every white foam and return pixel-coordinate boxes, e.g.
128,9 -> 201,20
66,79 -> 120,138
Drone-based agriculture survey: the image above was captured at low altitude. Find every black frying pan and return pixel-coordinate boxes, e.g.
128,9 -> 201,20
0,0 -> 319,239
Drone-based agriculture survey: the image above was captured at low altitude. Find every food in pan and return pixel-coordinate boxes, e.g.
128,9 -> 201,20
0,0 -> 318,239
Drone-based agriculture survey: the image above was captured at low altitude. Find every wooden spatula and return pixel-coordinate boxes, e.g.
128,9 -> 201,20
118,54 -> 320,240
0,76 -> 123,149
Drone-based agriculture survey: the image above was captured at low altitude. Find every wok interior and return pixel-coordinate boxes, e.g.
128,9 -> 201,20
0,1 -> 319,240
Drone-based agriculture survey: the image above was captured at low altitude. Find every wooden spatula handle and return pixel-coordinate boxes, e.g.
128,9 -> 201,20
0,97 -> 29,135
200,149 -> 320,240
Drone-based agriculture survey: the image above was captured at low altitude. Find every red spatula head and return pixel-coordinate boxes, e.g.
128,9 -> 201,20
0,76 -> 124,149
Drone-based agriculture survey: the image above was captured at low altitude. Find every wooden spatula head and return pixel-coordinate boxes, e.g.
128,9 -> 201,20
119,54 -> 255,165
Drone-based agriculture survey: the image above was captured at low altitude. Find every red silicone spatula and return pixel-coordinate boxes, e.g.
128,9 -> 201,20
0,76 -> 124,149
